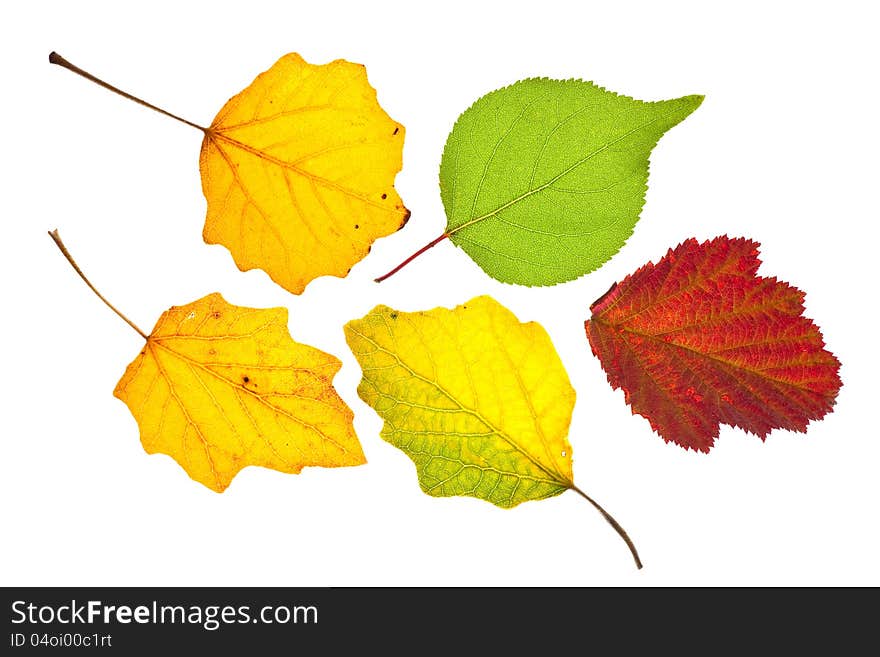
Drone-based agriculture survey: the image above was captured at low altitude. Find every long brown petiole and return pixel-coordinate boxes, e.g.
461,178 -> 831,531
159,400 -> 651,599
374,233 -> 449,282
49,51 -> 207,132
48,230 -> 148,340
571,484 -> 643,569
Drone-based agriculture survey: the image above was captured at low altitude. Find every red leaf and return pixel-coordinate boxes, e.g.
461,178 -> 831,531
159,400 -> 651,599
584,236 -> 841,452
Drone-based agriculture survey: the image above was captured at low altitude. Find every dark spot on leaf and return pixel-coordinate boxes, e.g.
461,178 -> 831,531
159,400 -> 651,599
393,127 -> 399,135
390,312 -> 398,319
212,311 -> 222,319
381,193 -> 387,199
243,376 -> 250,383
355,224 -> 360,229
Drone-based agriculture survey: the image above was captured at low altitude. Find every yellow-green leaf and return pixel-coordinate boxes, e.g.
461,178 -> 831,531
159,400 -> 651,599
344,295 -> 575,507
344,296 -> 642,568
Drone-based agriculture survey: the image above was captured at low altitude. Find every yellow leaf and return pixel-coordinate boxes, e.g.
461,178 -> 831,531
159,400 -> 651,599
200,53 -> 409,294
114,293 -> 364,492
344,295 -> 575,507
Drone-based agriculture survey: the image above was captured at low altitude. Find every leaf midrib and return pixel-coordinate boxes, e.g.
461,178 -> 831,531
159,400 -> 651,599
148,337 -> 351,456
447,105 -> 682,238
207,130 -> 403,215
593,315 -> 828,392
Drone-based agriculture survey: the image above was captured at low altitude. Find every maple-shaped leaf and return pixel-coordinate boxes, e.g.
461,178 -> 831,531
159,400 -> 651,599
585,236 -> 842,452
345,295 -> 642,568
50,231 -> 364,492
376,78 -> 701,285
50,52 -> 408,295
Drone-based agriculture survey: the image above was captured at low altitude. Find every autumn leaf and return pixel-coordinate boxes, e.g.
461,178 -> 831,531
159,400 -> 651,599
50,230 -> 364,492
49,52 -> 408,295
585,236 -> 842,452
376,78 -> 701,285
345,295 -> 642,568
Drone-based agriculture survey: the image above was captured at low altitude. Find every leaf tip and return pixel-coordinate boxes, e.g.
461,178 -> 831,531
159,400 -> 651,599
661,92 -> 705,123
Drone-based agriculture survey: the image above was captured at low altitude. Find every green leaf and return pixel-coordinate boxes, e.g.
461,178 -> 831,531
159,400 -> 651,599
439,79 -> 702,286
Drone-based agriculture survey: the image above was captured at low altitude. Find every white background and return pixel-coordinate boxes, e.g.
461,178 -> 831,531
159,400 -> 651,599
2,0 -> 877,587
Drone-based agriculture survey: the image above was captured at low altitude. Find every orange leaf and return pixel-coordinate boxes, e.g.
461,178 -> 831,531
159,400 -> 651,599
200,54 -> 409,293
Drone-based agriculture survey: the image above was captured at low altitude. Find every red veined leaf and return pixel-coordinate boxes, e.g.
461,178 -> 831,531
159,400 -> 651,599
584,236 -> 841,452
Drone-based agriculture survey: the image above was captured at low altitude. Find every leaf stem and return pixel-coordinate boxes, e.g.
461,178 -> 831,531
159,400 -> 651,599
48,230 -> 149,340
374,233 -> 449,282
571,484 -> 643,569
49,51 -> 208,132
